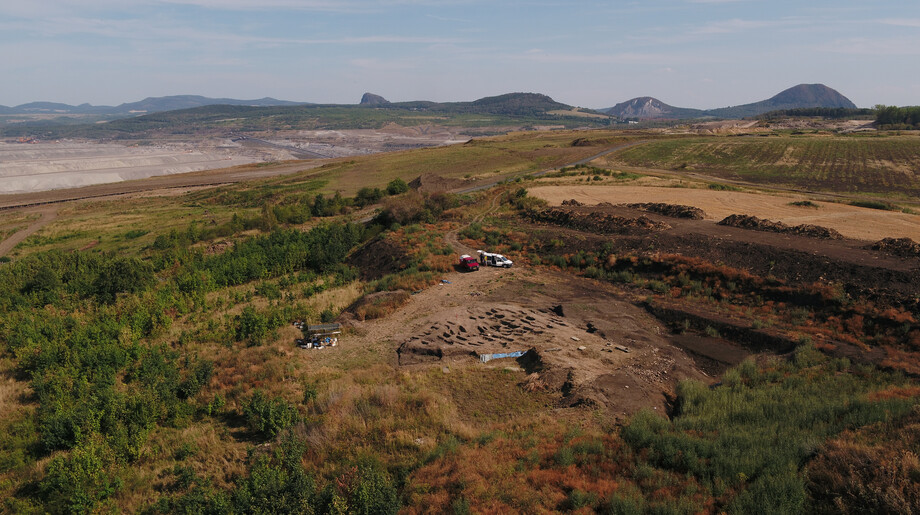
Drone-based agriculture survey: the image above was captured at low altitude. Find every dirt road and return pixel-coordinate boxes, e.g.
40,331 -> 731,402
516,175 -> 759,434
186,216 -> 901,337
0,205 -> 58,257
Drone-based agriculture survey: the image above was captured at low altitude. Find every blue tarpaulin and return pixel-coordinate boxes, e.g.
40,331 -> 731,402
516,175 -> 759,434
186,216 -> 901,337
479,350 -> 527,363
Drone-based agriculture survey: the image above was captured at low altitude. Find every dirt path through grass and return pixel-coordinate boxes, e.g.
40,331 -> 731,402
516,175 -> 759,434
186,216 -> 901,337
0,205 -> 58,257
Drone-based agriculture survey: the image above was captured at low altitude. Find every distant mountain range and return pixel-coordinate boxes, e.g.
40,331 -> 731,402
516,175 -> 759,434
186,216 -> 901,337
604,84 -> 857,120
0,92 -> 572,122
0,92 -> 594,138
0,85 -> 865,139
0,95 -> 307,116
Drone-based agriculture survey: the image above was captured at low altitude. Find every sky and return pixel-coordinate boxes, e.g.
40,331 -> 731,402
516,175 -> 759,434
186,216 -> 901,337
2,0 -> 919,109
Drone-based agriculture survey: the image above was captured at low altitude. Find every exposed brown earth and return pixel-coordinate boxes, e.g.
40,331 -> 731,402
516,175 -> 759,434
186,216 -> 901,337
718,213 -> 843,239
871,237 -> 920,258
359,266 -> 713,421
528,203 -> 920,302
528,185 -> 920,241
529,207 -> 671,234
622,202 -> 706,220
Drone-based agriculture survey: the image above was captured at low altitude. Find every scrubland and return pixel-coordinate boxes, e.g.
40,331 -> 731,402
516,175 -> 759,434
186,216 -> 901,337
1,129 -> 919,513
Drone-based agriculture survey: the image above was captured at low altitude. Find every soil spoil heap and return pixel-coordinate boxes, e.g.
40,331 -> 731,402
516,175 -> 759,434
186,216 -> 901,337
718,214 -> 843,239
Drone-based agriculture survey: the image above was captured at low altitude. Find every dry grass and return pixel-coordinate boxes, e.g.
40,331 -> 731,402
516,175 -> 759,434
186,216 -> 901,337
0,359 -> 31,416
404,415 -> 624,514
115,422 -> 252,512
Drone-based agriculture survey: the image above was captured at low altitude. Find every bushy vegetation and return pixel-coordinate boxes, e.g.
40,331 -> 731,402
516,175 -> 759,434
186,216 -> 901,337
758,107 -> 875,120
548,163 -> 641,180
406,349 -> 920,513
152,435 -> 398,515
0,218 -> 370,511
875,105 -> 920,129
850,199 -> 895,211
372,190 -> 470,226
624,346 -> 916,513
243,390 -> 300,438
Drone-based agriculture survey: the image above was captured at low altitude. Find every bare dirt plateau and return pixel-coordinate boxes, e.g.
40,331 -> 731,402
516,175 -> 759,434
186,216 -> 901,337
309,266 -> 726,421
528,184 -> 920,242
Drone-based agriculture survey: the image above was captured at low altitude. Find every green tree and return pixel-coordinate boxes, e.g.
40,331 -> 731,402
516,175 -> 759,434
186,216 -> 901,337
235,306 -> 269,345
243,390 -> 300,438
386,178 -> 409,195
93,256 -> 155,303
40,439 -> 123,514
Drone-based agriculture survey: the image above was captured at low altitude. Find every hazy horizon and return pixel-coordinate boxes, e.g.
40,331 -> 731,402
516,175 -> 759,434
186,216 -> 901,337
2,1 -> 918,110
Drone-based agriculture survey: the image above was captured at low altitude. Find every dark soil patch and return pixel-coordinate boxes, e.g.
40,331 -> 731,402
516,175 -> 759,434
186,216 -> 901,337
669,334 -> 751,376
409,173 -> 468,194
346,237 -> 409,280
644,300 -> 799,354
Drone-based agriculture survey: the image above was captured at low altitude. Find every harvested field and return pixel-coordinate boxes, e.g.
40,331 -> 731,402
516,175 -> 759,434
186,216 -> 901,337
528,185 -> 920,241
605,136 -> 920,196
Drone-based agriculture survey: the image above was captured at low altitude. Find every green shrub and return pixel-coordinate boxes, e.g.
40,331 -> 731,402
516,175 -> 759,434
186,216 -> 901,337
386,178 -> 410,195
459,222 -> 485,241
231,437 -> 315,513
708,183 -> 742,191
604,485 -> 645,515
554,446 -> 575,467
563,489 -> 598,510
40,439 -> 123,514
235,306 -> 268,345
850,199 -> 895,211
93,256 -> 155,303
243,390 -> 300,438
622,349 -> 918,511
317,461 -> 399,515
123,229 -> 149,239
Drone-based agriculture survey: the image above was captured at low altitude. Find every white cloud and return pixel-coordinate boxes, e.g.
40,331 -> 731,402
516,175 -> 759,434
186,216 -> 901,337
691,17 -> 803,35
349,58 -> 417,71
511,49 -> 678,65
818,37 -> 920,56
876,18 -> 920,28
